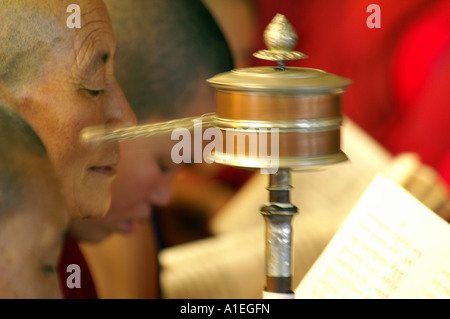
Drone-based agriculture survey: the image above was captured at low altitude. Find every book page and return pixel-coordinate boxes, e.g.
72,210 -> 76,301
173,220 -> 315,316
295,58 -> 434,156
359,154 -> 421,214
159,225 -> 266,299
295,174 -> 450,299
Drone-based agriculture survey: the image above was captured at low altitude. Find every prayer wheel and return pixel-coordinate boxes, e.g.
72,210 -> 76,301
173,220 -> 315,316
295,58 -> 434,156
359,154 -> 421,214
207,14 -> 351,170
207,14 -> 352,298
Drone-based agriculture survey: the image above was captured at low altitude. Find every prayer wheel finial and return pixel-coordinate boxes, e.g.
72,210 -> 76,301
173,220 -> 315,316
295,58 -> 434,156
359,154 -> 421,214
253,13 -> 308,68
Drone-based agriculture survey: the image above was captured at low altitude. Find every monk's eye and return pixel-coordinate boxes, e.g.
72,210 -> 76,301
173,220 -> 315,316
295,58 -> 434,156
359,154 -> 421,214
84,89 -> 104,97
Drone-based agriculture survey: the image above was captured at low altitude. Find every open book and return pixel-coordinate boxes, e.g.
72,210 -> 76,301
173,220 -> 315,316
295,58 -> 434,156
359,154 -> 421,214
295,174 -> 450,298
159,118 -> 450,299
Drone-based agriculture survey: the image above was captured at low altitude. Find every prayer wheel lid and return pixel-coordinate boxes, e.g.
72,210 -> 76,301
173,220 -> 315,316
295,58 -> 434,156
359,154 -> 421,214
208,13 -> 351,94
208,67 -> 351,94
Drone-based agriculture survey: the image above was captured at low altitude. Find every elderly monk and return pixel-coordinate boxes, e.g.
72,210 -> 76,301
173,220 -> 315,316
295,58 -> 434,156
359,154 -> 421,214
0,0 -> 136,220
0,101 -> 67,298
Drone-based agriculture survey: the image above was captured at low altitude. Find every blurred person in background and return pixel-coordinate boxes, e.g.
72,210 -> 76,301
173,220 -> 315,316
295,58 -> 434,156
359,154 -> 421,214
0,100 -> 67,298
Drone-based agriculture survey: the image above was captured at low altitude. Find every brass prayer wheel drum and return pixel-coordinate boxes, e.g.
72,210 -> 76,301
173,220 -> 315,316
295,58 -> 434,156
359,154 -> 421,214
208,67 -> 351,169
207,14 -> 351,170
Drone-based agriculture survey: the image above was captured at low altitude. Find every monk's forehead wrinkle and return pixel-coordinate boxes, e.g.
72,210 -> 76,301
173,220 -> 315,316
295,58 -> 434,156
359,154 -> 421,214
74,23 -> 114,68
74,27 -> 102,65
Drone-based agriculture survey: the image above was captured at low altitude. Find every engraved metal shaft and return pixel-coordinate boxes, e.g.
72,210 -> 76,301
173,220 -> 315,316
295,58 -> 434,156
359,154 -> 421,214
261,169 -> 298,294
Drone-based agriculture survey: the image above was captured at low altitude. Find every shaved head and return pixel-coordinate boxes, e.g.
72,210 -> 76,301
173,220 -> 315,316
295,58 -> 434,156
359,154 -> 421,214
0,1 -> 70,91
0,0 -> 114,94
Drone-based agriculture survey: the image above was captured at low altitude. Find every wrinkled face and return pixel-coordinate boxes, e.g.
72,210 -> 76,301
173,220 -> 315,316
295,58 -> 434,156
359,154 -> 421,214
13,0 -> 136,220
0,157 -> 67,299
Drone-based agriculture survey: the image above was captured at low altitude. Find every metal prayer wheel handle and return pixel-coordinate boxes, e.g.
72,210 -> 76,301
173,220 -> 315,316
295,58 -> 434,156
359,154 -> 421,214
261,169 -> 298,295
